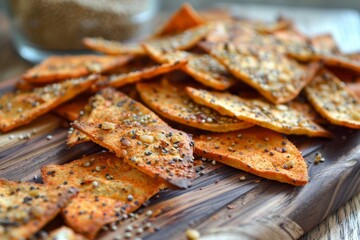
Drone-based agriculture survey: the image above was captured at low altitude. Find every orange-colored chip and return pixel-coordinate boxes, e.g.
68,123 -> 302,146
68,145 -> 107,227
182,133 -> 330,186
22,55 -> 132,83
210,43 -> 321,104
305,70 -> 360,129
311,34 -> 339,54
136,80 -> 254,132
199,8 -> 232,22
287,99 -> 328,124
83,37 -> 146,56
46,226 -> 86,240
53,95 -> 90,121
42,152 -> 165,239
0,75 -> 99,132
347,82 -> 360,98
0,179 -> 77,240
185,87 -> 331,138
194,127 -> 308,186
67,87 -> 167,147
71,122 -> 195,189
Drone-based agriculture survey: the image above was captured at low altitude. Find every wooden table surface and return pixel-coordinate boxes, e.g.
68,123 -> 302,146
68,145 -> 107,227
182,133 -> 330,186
0,10 -> 359,240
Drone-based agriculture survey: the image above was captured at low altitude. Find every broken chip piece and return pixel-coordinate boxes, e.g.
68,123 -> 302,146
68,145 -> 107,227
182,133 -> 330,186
71,122 -> 195,189
22,55 -> 131,83
210,43 -> 320,104
136,80 -> 254,132
194,127 -> 308,186
67,87 -> 167,147
42,152 -> 165,239
0,179 -> 77,240
185,87 -> 331,137
305,70 -> 360,129
0,75 -> 99,132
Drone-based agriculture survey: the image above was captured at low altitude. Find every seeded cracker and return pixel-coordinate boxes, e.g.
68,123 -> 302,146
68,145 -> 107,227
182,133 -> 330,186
67,87 -> 167,147
71,123 -> 195,189
136,80 -> 254,132
53,95 -> 90,121
151,50 -> 237,90
194,127 -> 308,186
142,24 -> 212,62
83,37 -> 146,56
185,87 -> 331,137
0,75 -> 99,132
42,152 -> 165,239
22,55 -> 132,83
305,70 -> 360,129
210,43 -> 320,104
0,179 -> 77,240
154,3 -> 204,36
46,226 -> 86,240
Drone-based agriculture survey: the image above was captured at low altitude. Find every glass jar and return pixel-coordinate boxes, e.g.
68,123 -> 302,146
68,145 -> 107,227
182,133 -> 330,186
4,0 -> 159,63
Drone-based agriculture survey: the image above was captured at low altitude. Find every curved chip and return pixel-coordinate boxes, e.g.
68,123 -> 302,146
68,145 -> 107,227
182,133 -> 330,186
152,50 -> 237,90
46,226 -> 86,240
305,70 -> 360,129
0,75 -> 99,132
136,80 -> 254,132
22,55 -> 131,84
83,37 -> 146,56
210,43 -> 320,104
154,3 -> 204,36
67,87 -> 167,147
185,87 -> 331,138
0,179 -> 77,240
71,123 -> 195,189
42,152 -> 165,239
194,127 -> 308,186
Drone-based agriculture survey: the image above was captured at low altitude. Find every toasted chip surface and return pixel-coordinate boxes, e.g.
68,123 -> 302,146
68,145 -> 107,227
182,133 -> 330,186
71,123 -> 195,189
210,44 -> 320,103
42,152 -> 164,239
0,179 -> 77,240
136,80 -> 254,132
53,95 -> 89,121
67,87 -> 167,147
46,226 -> 86,240
83,37 -> 146,56
0,75 -> 99,132
23,55 -> 131,83
305,70 -> 360,129
194,127 -> 308,186
155,3 -> 204,36
186,87 -> 331,137
155,51 -> 237,90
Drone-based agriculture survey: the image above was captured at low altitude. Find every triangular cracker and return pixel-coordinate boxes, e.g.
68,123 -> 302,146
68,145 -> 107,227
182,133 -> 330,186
71,123 -> 195,189
67,88 -> 167,147
0,179 -> 77,240
83,37 -> 146,56
42,152 -> 165,239
210,43 -> 320,103
154,3 -> 205,36
305,70 -> 360,129
194,127 -> 308,186
22,55 -> 131,83
0,75 -> 99,132
136,80 -> 254,132
152,50 -> 237,90
185,87 -> 331,137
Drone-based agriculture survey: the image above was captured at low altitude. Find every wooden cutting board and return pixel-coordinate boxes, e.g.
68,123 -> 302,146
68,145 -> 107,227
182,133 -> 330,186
0,78 -> 359,240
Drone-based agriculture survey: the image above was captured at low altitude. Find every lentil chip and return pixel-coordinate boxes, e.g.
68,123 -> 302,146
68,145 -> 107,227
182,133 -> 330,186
0,75 -> 99,132
194,127 -> 308,186
185,87 -> 331,137
22,55 -> 132,84
67,87 -> 167,147
136,80 -> 254,132
0,179 -> 77,240
71,123 -> 195,189
41,152 -> 165,239
150,50 -> 237,90
305,70 -> 360,129
46,226 -> 86,240
209,43 -> 321,104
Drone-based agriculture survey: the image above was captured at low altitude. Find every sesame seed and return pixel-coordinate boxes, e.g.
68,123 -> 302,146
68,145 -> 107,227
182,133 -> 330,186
127,194 -> 134,201
145,210 -> 153,217
211,160 -> 216,165
240,176 -> 246,181
124,232 -> 132,239
95,166 -> 101,172
186,229 -> 200,240
84,162 -> 90,167
92,181 -> 99,187
46,135 -> 53,140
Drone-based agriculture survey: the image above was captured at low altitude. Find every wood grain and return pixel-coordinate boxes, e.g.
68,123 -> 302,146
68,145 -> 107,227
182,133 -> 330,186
0,10 -> 359,240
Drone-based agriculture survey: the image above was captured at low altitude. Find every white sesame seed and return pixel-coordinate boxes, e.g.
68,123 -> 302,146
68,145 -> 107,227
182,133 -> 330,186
46,135 -> 53,140
124,232 -> 132,239
211,160 -> 216,165
145,210 -> 153,217
240,176 -> 246,181
127,194 -> 134,201
92,181 -> 99,187
84,161 -> 90,167
186,229 -> 200,240
95,166 -> 101,172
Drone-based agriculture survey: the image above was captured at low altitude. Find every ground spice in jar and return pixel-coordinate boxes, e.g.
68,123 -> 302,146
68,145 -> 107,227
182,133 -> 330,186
8,0 -> 155,50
